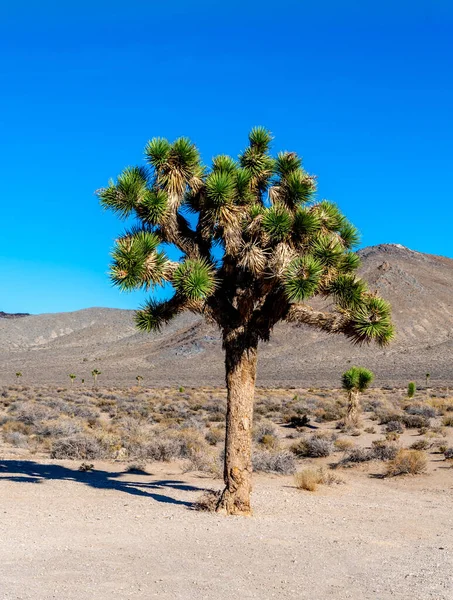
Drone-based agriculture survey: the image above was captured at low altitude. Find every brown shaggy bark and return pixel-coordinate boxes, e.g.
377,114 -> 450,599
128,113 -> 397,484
216,330 -> 258,516
346,390 -> 360,426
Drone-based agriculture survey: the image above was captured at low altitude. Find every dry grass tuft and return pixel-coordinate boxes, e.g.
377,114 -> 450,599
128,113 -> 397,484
295,467 -> 344,492
385,449 -> 427,477
194,489 -> 222,512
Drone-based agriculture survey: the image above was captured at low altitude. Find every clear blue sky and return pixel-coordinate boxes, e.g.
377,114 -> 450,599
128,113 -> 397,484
1,0 -> 452,314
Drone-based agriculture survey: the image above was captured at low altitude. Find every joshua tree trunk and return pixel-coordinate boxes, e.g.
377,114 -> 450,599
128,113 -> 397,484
346,390 -> 360,426
217,330 -> 258,516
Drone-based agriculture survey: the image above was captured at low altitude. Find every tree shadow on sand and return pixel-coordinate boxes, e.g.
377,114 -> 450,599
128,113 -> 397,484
0,460 -> 206,508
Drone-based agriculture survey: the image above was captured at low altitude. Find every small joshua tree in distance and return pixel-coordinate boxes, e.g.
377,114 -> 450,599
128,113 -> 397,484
15,371 -> 22,380
425,373 -> 430,387
69,374 -> 76,385
91,369 -> 101,389
136,375 -> 143,386
99,127 -> 394,514
342,366 -> 374,426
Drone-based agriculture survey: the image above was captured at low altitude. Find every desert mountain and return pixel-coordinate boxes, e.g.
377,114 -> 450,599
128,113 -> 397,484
1,244 -> 452,387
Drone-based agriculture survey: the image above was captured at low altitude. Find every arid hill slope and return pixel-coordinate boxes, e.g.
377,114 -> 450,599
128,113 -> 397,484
1,244 -> 452,386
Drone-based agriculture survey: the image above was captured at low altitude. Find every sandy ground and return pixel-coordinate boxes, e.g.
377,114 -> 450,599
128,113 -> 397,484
1,456 -> 453,600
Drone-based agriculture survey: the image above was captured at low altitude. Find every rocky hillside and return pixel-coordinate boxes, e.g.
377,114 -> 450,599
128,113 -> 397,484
1,244 -> 452,387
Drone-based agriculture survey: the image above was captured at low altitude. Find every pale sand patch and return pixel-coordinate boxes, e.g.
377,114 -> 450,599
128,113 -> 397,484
1,459 -> 452,600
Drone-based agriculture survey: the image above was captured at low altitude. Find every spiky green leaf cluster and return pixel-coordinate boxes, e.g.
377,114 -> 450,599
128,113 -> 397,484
173,258 -> 216,300
100,127 -> 394,348
341,366 -> 374,393
348,296 -> 394,346
110,230 -> 168,291
262,204 -> 293,242
283,256 -> 323,301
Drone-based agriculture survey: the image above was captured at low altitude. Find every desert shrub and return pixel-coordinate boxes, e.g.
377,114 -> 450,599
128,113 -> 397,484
334,438 -> 354,452
1,420 -> 30,435
207,411 -> 225,422
401,414 -> 430,429
378,411 -> 403,425
444,447 -> 453,459
294,468 -> 322,491
284,414 -> 310,428
253,420 -> 277,442
442,415 -> 453,427
11,402 -> 57,425
3,431 -> 28,448
126,461 -> 148,474
425,426 -> 447,438
405,404 -> 436,418
50,434 -> 105,460
290,436 -> 332,458
194,489 -> 222,512
364,426 -> 376,434
385,431 -> 400,442
259,434 -> 280,449
313,401 -> 344,422
385,449 -> 427,476
371,439 -> 399,461
252,450 -> 296,474
37,417 -> 84,437
142,437 -> 183,461
386,420 -> 405,433
410,439 -> 430,451
183,449 -> 221,476
294,467 -> 344,492
173,429 -> 210,458
340,447 -> 374,465
205,427 -> 224,446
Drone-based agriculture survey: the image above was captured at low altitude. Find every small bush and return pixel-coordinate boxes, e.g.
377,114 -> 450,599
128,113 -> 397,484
183,449 -> 221,476
143,437 -> 183,461
3,431 -> 28,448
290,436 -> 332,458
442,415 -> 453,427
253,450 -> 296,474
294,467 -> 344,492
253,420 -> 277,442
378,412 -> 403,425
401,414 -> 430,429
410,439 -> 430,451
340,447 -> 374,465
405,404 -> 436,418
385,449 -> 427,476
334,438 -> 354,452
294,468 -> 322,491
50,434 -> 104,460
444,447 -> 453,459
284,414 -> 310,428
364,426 -> 376,434
386,420 -> 404,433
194,489 -> 221,512
371,439 -> 399,461
205,427 -> 224,446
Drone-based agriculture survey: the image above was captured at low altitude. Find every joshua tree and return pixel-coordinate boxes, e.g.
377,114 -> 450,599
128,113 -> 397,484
15,372 -> 22,380
341,366 -> 374,426
91,369 -> 101,389
425,373 -> 430,387
136,375 -> 143,386
98,127 -> 394,515
69,373 -> 76,385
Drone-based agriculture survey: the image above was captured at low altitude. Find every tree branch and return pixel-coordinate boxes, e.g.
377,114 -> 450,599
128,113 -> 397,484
285,304 -> 350,335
